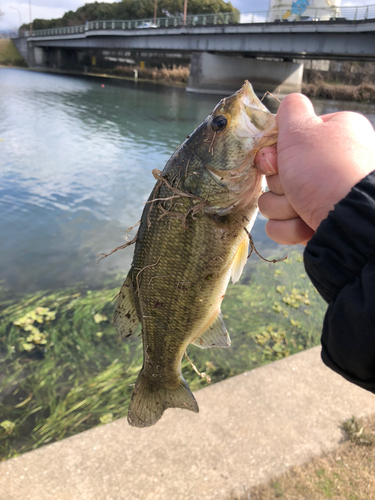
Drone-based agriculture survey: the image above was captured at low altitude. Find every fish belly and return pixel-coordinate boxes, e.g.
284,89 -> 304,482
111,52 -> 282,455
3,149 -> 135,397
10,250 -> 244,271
125,195 -> 254,427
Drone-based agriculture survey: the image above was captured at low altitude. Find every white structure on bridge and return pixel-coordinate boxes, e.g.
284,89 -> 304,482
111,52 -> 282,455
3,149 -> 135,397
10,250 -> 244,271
269,0 -> 341,22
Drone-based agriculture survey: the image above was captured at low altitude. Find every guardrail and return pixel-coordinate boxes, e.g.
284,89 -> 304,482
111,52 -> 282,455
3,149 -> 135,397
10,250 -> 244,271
23,5 -> 375,38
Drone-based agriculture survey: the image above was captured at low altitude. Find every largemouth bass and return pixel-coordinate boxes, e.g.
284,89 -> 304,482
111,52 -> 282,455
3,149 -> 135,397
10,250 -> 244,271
114,82 -> 277,427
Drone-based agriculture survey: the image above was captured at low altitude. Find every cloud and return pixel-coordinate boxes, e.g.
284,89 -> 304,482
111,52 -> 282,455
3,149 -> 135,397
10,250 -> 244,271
0,0 -> 118,29
341,0 -> 375,4
234,0 -> 268,13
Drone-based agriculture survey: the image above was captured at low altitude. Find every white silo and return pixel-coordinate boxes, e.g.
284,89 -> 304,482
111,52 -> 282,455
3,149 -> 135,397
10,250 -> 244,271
268,0 -> 341,22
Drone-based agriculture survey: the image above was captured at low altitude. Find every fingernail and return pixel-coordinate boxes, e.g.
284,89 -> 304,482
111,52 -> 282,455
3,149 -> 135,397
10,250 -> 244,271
264,158 -> 277,174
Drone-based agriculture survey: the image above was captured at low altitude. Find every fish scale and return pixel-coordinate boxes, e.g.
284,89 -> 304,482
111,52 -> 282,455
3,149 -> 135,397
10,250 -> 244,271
113,81 -> 278,427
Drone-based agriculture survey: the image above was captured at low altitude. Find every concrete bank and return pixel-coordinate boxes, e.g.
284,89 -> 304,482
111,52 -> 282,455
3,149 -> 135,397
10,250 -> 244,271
0,346 -> 374,500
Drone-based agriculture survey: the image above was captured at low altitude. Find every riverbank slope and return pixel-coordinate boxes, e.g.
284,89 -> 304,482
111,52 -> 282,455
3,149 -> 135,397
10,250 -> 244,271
0,40 -> 26,67
93,64 -> 375,102
302,82 -> 375,102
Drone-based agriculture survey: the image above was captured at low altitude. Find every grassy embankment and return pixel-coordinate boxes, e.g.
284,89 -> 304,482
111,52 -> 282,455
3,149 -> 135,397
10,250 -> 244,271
303,62 -> 375,102
0,40 -> 26,67
90,64 -> 190,84
0,251 -> 326,460
98,64 -> 375,102
247,414 -> 375,500
302,81 -> 375,103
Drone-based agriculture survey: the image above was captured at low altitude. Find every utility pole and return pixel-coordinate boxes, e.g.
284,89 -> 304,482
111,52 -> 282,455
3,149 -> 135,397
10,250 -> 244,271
154,0 -> 157,25
29,0 -> 32,35
183,0 -> 187,25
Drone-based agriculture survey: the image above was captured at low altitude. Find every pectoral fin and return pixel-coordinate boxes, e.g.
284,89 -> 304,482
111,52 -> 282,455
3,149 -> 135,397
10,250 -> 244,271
230,236 -> 248,284
113,274 -> 140,338
192,311 -> 231,349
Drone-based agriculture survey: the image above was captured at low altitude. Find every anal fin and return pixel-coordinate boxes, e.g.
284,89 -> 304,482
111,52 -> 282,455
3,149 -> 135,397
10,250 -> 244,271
113,273 -> 140,338
191,311 -> 231,349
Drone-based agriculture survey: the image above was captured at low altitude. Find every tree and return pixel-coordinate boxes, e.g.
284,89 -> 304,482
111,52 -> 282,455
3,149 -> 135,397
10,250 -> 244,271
25,0 -> 240,30
159,0 -> 238,16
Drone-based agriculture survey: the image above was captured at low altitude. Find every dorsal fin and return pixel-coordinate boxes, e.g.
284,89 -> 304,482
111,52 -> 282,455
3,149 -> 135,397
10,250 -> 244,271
113,273 -> 140,338
191,311 -> 231,349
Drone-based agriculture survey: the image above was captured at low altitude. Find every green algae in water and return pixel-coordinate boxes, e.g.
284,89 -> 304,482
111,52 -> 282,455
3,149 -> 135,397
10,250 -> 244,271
0,250 -> 326,460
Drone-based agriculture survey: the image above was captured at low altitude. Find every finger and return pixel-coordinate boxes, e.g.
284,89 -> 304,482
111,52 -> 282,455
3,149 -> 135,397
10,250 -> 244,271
265,174 -> 284,195
265,218 -> 315,246
258,192 -> 298,221
321,110 -> 375,132
276,93 -> 317,131
255,145 -> 278,175
319,111 -> 365,124
319,112 -> 341,123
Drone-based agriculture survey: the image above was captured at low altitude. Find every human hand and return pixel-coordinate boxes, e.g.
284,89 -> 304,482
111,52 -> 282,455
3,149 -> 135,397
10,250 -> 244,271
255,94 -> 375,245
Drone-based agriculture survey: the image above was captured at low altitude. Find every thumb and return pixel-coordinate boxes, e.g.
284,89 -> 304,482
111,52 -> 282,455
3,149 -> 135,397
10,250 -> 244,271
276,93 -> 318,132
255,94 -> 317,175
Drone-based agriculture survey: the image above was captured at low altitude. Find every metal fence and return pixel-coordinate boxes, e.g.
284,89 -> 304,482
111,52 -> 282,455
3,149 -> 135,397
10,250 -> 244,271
24,5 -> 375,38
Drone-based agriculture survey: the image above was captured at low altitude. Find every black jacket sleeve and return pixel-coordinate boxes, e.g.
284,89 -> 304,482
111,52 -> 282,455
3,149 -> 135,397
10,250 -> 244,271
304,170 -> 375,393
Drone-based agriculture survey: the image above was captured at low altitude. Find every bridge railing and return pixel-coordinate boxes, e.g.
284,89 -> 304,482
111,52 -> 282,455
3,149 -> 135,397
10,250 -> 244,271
25,5 -> 375,37
26,12 -> 239,37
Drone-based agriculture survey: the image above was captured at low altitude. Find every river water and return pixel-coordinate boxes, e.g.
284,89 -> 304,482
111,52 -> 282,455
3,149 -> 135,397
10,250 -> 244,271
1,68 -> 375,296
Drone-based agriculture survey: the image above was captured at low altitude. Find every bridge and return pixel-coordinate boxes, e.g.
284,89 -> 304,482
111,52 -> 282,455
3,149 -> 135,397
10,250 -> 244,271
13,6 -> 375,95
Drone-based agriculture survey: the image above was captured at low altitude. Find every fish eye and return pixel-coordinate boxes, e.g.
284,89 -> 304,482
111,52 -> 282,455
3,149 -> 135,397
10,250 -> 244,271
211,115 -> 227,132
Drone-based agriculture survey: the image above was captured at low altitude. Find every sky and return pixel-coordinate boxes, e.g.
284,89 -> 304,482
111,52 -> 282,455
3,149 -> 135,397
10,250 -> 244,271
0,0 -> 372,30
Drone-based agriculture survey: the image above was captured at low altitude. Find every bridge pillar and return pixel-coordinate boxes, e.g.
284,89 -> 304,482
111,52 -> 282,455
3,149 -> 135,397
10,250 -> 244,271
12,38 -> 44,68
33,47 -> 46,66
187,52 -> 303,96
12,40 -> 81,70
24,44 -> 47,68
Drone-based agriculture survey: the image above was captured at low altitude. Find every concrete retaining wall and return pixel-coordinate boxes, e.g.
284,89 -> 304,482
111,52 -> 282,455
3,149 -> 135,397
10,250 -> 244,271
12,37 -> 28,65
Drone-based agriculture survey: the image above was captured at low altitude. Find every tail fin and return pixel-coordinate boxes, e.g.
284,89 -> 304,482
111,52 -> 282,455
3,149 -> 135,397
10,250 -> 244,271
127,372 -> 199,428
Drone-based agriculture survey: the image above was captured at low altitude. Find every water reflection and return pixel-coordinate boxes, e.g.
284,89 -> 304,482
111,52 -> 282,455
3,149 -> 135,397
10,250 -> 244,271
1,68 -> 374,294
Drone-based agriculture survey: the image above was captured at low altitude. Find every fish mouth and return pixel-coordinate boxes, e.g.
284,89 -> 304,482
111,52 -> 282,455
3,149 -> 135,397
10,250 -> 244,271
236,81 -> 277,139
237,81 -> 269,113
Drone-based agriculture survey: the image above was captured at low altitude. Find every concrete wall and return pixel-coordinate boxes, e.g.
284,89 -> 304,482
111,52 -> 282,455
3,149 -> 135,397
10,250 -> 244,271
34,47 -> 45,66
12,37 -> 28,65
187,52 -> 303,96
12,39 -> 48,68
